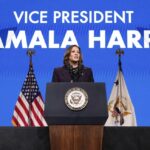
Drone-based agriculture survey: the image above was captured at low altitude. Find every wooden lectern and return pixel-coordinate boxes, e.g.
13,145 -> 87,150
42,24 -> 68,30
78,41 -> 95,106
44,83 -> 108,150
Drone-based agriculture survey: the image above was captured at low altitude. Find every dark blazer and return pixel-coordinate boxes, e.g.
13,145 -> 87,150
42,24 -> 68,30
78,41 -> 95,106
52,66 -> 94,82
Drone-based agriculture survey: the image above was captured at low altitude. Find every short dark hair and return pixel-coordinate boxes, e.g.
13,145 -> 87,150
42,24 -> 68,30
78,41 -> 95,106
63,45 -> 83,66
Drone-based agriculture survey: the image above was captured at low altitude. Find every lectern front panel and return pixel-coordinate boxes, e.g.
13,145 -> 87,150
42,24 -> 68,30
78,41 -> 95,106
44,83 -> 108,125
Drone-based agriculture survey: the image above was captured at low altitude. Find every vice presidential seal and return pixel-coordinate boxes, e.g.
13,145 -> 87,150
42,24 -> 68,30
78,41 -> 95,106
65,87 -> 88,111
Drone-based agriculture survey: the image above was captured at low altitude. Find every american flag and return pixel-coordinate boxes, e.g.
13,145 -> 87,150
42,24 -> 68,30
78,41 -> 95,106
12,63 -> 47,126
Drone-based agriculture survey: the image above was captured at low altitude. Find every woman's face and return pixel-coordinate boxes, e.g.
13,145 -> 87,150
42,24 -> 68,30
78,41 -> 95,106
69,46 -> 80,63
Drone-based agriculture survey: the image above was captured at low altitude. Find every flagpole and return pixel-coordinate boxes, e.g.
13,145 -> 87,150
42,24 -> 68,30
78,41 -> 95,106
116,49 -> 124,103
27,50 -> 35,66
116,49 -> 124,125
26,49 -> 35,126
116,49 -> 124,71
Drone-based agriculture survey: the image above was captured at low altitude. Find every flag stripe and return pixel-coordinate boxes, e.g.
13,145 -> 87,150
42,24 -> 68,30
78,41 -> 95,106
30,110 -> 40,126
16,100 -> 29,125
37,95 -> 44,109
32,100 -> 47,126
12,116 -> 19,126
19,93 -> 29,108
13,111 -> 25,126
34,97 -> 44,114
14,106 -> 28,126
18,96 -> 29,115
31,103 -> 44,126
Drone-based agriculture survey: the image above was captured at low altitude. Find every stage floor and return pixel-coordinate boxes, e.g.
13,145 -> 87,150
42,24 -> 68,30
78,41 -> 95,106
0,127 -> 149,150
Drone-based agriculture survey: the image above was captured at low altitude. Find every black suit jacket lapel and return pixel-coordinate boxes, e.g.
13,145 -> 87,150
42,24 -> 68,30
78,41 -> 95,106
78,69 -> 85,82
62,68 -> 72,82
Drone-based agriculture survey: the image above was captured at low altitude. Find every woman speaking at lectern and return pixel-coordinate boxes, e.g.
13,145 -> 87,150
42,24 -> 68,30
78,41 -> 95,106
52,45 -> 94,82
